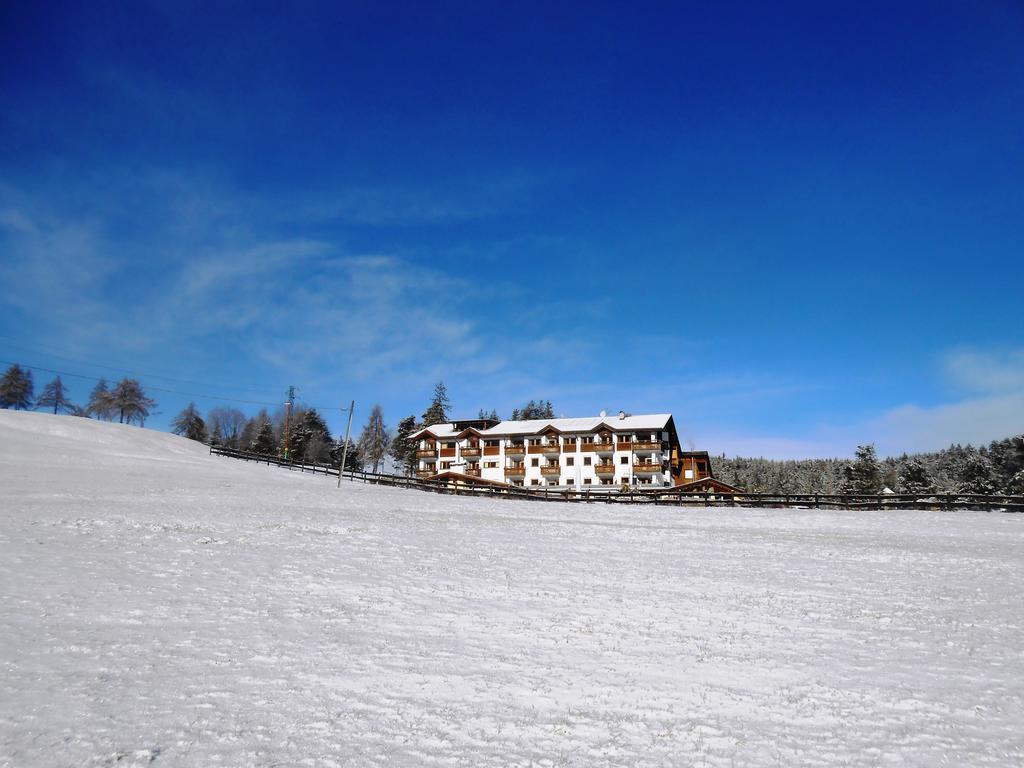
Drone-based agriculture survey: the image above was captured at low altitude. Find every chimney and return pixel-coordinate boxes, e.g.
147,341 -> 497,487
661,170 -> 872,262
618,410 -> 625,420
599,410 -> 607,418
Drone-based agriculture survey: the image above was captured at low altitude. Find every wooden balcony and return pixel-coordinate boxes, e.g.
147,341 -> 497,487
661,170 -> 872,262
633,463 -> 664,474
461,446 -> 482,457
439,447 -> 457,458
505,443 -> 526,455
416,449 -> 437,459
504,466 -> 526,476
528,443 -> 561,454
540,465 -> 561,476
581,442 -> 615,452
594,463 -> 615,474
483,445 -> 501,456
616,441 -> 632,450
464,468 -> 481,477
632,441 -> 662,451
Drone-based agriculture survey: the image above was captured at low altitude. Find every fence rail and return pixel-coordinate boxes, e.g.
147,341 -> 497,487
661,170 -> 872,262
209,446 -> 1024,512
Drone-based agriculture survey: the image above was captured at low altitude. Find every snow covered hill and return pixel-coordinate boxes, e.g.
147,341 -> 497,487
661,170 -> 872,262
2,410 -> 1023,767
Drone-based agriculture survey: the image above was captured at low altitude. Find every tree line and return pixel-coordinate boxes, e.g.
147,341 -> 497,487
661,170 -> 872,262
713,439 -> 1024,496
1,364 -> 157,425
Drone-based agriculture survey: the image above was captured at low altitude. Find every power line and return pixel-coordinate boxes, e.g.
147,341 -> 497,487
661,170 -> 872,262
0,357 -> 348,413
0,336 -> 277,398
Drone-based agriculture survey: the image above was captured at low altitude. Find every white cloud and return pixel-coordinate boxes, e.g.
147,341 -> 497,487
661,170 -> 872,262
943,347 -> 1024,394
699,348 -> 1024,459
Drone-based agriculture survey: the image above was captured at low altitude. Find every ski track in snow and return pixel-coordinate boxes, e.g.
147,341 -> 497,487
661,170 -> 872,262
1,410 -> 1022,767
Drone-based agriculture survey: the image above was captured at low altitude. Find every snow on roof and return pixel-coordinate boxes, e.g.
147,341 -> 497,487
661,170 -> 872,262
413,414 -> 673,440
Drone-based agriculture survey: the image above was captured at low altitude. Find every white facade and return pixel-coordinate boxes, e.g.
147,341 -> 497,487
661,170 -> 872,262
413,414 -> 677,488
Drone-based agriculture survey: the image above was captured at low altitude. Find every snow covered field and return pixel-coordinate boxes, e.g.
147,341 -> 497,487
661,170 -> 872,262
1,411 -> 1022,767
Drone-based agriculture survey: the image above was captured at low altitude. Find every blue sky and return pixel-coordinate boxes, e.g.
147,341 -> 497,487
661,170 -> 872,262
1,1 -> 1022,458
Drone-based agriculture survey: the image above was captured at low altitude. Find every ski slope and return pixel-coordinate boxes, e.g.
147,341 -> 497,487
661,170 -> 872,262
1,410 -> 1022,767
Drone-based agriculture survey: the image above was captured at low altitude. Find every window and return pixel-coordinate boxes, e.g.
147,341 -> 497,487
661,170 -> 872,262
563,478 -> 574,486
531,457 -> 539,467
584,457 -> 592,466
684,469 -> 694,479
566,457 -> 575,467
697,461 -> 706,473
444,442 -> 456,449
441,462 -> 452,469
485,439 -> 500,447
583,478 -> 592,485
581,436 -> 594,444
484,461 -> 498,468
620,456 -> 629,464
601,478 -> 613,485
531,479 -> 540,486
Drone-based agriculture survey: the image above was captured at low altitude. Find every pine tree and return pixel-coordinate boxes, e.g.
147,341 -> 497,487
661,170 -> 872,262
296,408 -> 332,463
36,376 -> 77,415
512,400 -> 556,420
240,408 -> 269,451
389,414 -> 420,476
898,457 -> 934,495
332,437 -> 362,471
110,378 -> 156,425
477,408 -> 499,421
86,378 -> 116,420
0,363 -> 34,410
840,444 -> 882,494
1006,469 -> 1024,495
358,404 -> 390,474
956,452 -> 996,494
251,419 -> 277,455
170,402 -> 208,442
421,381 -> 451,426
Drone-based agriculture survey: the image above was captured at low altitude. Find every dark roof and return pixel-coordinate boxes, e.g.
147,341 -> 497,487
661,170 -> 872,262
673,477 -> 744,494
450,418 -> 500,431
423,470 -> 512,489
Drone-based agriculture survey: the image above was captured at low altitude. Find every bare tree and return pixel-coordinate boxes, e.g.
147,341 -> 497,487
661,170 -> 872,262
358,404 -> 390,474
207,406 -> 247,449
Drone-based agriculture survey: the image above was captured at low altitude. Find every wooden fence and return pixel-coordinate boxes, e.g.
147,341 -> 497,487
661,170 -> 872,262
209,446 -> 1024,512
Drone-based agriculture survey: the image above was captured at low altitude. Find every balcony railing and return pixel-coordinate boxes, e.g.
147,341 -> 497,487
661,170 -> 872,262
540,465 -> 561,476
483,445 -> 501,455
581,442 -> 615,452
632,441 -> 662,451
461,447 -> 482,457
439,447 -> 457,458
505,443 -> 526,454
633,463 -> 664,473
594,463 -> 615,474
464,468 -> 481,477
504,466 -> 526,476
528,442 -> 561,454
416,449 -> 437,459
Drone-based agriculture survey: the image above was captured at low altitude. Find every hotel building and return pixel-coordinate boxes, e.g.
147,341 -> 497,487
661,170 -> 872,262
412,412 -> 713,489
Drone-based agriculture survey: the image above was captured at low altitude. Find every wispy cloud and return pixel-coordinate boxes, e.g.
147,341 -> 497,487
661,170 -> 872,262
943,347 -> 1024,394
699,347 -> 1024,458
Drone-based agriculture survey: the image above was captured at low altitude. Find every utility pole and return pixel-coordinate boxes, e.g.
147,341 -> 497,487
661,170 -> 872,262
283,385 -> 295,460
338,400 -> 355,488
